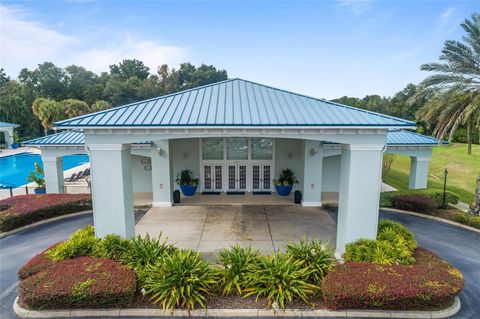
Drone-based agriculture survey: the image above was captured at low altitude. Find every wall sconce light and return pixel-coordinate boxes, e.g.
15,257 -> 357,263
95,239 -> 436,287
310,147 -> 318,156
157,147 -> 163,156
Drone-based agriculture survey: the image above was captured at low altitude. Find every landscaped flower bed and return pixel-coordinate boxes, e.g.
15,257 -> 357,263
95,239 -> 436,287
322,248 -> 463,310
0,194 -> 92,232
17,221 -> 463,313
19,257 -> 136,309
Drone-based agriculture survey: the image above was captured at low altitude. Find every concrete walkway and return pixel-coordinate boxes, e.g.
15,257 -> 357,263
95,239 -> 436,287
136,205 -> 336,259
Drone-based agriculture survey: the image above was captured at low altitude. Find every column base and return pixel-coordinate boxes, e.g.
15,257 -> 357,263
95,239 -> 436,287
301,201 -> 322,207
152,201 -> 173,207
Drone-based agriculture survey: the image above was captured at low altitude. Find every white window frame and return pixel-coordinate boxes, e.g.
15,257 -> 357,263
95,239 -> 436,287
199,137 -> 275,192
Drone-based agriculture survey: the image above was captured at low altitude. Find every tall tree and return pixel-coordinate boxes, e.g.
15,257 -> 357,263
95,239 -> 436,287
32,98 -> 64,135
19,62 -> 68,100
61,99 -> 90,118
109,59 -> 150,80
416,12 -> 480,154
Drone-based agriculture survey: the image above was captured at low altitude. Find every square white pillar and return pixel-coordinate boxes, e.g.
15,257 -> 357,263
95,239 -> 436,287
89,144 -> 134,238
409,157 -> 430,189
336,144 -> 384,255
302,140 -> 323,206
42,156 -> 64,194
151,140 -> 172,207
5,128 -> 15,148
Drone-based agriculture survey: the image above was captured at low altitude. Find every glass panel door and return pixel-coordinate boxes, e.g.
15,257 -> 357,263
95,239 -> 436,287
214,165 -> 223,190
252,165 -> 261,191
203,165 -> 212,191
228,165 -> 236,190
238,165 -> 247,191
262,165 -> 271,191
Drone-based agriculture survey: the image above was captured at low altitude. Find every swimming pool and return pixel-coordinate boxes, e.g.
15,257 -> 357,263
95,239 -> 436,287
0,153 -> 89,188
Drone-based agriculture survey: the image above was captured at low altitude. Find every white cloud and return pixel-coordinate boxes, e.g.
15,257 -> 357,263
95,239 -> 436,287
335,0 -> 374,15
0,5 -> 189,77
438,7 -> 455,26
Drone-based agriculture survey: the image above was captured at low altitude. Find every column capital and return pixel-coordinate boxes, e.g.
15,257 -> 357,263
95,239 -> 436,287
342,144 -> 385,151
87,144 -> 130,151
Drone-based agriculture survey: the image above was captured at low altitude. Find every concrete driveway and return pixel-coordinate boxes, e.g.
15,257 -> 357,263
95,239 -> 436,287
136,205 -> 337,258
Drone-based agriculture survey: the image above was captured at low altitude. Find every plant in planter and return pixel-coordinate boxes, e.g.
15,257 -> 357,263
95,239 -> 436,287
27,163 -> 46,194
273,168 -> 298,196
176,169 -> 199,196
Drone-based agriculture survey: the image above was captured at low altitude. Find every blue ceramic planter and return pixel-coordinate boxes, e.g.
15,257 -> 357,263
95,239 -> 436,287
180,185 -> 197,196
34,188 -> 46,194
275,185 -> 293,196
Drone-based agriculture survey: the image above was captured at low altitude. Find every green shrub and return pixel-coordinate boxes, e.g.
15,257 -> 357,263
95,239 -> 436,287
454,213 -> 480,229
285,238 -> 336,286
46,226 -> 99,261
121,234 -> 175,272
379,190 -> 459,208
93,234 -> 131,261
215,244 -> 261,295
344,220 -> 417,265
377,219 -> 417,251
394,195 -> 437,213
142,249 -> 216,311
243,253 -> 317,309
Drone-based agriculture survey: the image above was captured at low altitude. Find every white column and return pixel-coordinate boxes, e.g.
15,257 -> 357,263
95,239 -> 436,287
42,156 -> 64,193
336,144 -> 384,256
5,128 -> 14,148
151,140 -> 172,207
89,144 -> 134,238
409,157 -> 430,190
302,140 -> 323,206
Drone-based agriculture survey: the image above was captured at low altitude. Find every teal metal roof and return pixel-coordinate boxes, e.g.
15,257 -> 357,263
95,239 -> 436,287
23,130 -> 150,146
0,121 -> 19,128
387,130 -> 446,145
23,130 -> 85,145
56,79 -> 414,128
23,129 -> 442,147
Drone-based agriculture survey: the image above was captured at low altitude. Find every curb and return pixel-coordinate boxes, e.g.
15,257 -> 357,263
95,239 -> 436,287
382,207 -> 480,234
14,295 -> 460,318
0,211 -> 92,239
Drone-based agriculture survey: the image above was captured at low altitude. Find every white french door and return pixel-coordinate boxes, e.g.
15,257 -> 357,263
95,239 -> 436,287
227,163 -> 248,191
251,164 -> 272,191
203,164 -> 223,191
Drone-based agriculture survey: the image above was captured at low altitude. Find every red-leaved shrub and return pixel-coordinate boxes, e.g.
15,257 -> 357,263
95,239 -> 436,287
0,194 -> 91,231
18,243 -> 60,279
19,256 -> 136,309
394,195 -> 437,213
322,248 -> 463,310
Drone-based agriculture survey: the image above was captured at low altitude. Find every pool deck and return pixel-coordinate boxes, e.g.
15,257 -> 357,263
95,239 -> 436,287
0,146 -> 40,158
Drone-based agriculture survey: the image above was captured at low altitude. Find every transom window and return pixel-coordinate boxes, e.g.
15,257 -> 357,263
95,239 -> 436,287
202,137 -> 224,160
201,137 -> 274,160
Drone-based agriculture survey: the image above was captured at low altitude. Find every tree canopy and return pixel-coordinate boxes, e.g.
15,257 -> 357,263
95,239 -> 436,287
0,60 -> 228,140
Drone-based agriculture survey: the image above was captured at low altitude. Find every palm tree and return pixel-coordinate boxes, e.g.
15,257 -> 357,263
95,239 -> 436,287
416,12 -> 480,155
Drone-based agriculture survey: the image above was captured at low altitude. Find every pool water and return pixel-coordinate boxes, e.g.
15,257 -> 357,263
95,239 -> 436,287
0,153 -> 89,188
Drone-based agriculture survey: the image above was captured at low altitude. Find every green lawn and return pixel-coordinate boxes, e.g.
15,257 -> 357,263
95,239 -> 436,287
383,143 -> 480,204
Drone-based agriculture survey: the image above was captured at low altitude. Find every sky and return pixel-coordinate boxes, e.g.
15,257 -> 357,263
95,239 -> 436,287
0,0 -> 478,99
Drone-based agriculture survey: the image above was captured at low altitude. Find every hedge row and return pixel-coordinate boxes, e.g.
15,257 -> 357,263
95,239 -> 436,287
322,248 -> 464,310
0,194 -> 92,231
380,190 -> 459,211
19,257 -> 136,309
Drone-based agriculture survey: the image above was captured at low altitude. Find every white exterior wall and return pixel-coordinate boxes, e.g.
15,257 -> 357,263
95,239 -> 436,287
131,155 -> 153,193
275,138 -> 304,190
170,138 -> 200,190
322,155 -> 341,192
